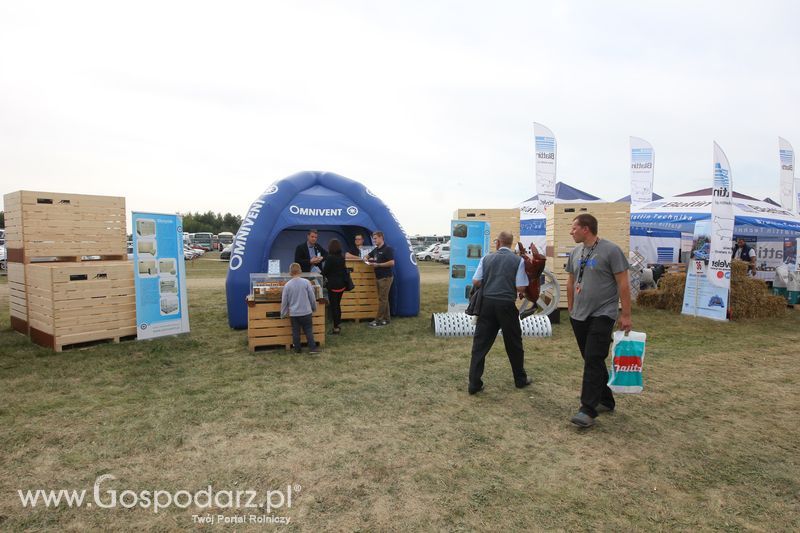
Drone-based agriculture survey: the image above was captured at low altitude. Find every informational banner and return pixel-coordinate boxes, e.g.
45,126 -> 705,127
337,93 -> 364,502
132,212 -> 190,339
448,220 -> 491,313
630,136 -> 655,207
534,122 -> 557,213
778,137 -> 795,213
682,220 -> 729,321
707,142 -> 735,288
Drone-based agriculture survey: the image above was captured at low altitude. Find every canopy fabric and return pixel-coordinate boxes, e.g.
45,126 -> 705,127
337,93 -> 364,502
630,193 -> 800,237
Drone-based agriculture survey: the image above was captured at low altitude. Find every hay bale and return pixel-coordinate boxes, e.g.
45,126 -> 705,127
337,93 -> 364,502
636,289 -> 664,309
730,259 -> 750,281
729,273 -> 785,319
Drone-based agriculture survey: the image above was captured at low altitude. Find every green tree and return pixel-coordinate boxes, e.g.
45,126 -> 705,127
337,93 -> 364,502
0,210 -> 4,228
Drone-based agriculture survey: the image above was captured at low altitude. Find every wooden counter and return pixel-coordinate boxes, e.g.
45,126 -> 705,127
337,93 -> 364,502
341,260 -> 379,322
247,296 -> 326,351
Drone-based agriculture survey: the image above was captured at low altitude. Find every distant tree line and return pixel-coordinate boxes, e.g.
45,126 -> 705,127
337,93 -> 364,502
0,211 -> 4,228
181,211 -> 241,234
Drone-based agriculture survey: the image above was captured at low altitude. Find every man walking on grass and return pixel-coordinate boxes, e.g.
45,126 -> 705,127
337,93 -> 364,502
467,231 -> 533,394
566,214 -> 631,427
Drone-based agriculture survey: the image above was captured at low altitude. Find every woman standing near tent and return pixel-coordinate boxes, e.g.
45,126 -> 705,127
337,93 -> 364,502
323,239 -> 348,334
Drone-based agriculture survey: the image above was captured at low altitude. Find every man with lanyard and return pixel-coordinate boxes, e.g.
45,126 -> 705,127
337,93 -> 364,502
366,231 -> 395,327
731,237 -> 757,276
467,231 -> 532,395
294,229 -> 328,274
566,214 -> 632,428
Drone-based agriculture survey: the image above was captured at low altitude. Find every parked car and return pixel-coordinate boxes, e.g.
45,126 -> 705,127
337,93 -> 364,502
126,241 -> 134,260
436,244 -> 451,264
416,243 -> 441,261
0,244 -> 6,272
220,243 -> 232,261
184,245 -> 200,260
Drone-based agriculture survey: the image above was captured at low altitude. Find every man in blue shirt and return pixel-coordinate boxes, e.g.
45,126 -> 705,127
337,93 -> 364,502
468,231 -> 532,394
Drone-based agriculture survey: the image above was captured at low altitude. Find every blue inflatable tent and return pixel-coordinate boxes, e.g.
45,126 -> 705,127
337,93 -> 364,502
225,171 -> 420,329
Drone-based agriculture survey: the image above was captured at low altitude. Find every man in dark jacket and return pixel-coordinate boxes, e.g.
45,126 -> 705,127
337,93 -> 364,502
467,231 -> 532,394
294,229 -> 328,273
731,238 -> 757,276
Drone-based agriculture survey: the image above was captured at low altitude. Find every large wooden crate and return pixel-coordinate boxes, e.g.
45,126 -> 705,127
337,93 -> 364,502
7,262 -> 29,334
247,298 -> 326,351
341,260 -> 379,322
453,208 -> 520,245
3,190 -> 126,262
546,202 -> 631,308
25,261 -> 136,351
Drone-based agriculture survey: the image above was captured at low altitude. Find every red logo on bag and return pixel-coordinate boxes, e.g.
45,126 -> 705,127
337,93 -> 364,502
614,356 -> 642,372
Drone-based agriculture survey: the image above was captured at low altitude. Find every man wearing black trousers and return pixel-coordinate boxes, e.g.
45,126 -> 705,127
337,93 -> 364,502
566,214 -> 632,428
468,231 -> 532,394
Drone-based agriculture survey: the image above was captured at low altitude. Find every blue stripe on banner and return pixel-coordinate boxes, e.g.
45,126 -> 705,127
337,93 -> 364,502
657,247 -> 674,262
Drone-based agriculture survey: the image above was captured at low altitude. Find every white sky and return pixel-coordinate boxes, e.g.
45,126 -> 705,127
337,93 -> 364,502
1,0 -> 798,234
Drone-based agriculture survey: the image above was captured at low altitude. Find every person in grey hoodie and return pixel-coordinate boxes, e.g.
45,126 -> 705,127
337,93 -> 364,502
280,262 -> 321,354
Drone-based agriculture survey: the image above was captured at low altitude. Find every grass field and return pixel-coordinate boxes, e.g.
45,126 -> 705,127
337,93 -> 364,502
1,257 -> 799,531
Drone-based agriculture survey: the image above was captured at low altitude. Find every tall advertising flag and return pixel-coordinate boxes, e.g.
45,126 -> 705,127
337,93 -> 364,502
629,137 -> 655,206
778,137 -> 795,213
533,122 -> 556,213
707,142 -> 735,289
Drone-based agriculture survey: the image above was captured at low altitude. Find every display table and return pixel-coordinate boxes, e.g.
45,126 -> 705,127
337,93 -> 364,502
341,260 -> 380,322
247,296 -> 326,351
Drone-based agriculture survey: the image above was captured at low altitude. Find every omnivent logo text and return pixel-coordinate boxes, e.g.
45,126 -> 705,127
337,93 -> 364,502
288,205 -> 358,217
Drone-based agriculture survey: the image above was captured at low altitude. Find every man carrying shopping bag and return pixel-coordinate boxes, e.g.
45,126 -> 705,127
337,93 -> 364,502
566,214 -> 632,428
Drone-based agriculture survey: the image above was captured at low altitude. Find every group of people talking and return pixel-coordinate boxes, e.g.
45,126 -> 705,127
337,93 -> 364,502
282,229 -> 396,352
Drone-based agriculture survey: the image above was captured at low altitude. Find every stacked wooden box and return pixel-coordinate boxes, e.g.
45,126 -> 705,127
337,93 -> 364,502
3,190 -> 135,351
247,297 -> 326,351
340,260 -> 379,322
546,202 -> 631,308
453,209 -> 520,245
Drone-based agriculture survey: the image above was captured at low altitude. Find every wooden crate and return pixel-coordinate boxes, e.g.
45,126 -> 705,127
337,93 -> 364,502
25,261 -> 136,351
546,202 -> 631,308
7,262 -> 29,334
341,260 -> 379,321
453,208 -> 520,245
3,190 -> 126,262
247,298 -> 326,351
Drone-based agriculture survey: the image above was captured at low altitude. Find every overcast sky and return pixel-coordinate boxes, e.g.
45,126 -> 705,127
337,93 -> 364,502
1,1 -> 798,234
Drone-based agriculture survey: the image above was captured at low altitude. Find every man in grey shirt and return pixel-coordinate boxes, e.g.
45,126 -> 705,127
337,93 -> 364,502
566,214 -> 632,427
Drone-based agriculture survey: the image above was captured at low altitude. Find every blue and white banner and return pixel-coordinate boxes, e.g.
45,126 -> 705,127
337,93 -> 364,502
630,136 -> 655,207
132,212 -> 190,339
708,142 -> 735,288
448,220 -> 490,313
682,220 -> 729,321
778,137 -> 795,213
534,122 -> 556,213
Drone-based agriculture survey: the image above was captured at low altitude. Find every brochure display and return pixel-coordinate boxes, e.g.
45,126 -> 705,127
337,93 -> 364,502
681,220 -> 729,321
132,212 -> 190,339
447,220 -> 490,313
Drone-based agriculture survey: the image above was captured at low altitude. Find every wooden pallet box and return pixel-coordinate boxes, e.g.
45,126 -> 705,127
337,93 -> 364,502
546,202 -> 631,308
3,190 -> 126,262
7,262 -> 29,334
25,261 -> 136,351
341,260 -> 379,321
247,298 -> 326,351
453,208 -> 520,245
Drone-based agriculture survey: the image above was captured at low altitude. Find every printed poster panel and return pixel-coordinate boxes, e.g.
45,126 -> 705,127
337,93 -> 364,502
132,212 -> 190,339
682,220 -> 729,321
448,220 -> 491,313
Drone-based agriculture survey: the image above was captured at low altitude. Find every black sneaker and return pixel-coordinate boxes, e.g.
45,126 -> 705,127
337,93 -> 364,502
378,320 -> 389,326
309,347 -> 322,355
368,320 -> 380,328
